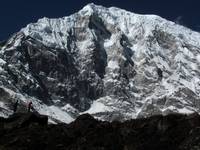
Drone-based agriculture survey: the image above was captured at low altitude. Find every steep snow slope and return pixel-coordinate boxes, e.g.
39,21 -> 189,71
1,3 -> 200,122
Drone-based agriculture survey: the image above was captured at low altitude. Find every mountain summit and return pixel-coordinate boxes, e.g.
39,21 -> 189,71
0,3 -> 200,122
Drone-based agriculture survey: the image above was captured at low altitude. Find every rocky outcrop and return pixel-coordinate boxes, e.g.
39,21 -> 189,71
1,113 -> 200,150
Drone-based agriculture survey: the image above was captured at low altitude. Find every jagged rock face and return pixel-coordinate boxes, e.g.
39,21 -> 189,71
1,3 -> 200,122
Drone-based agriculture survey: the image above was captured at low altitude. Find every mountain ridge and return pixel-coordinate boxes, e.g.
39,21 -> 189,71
0,3 -> 200,122
1,112 -> 200,150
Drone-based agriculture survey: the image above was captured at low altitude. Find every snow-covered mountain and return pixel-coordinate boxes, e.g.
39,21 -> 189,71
1,3 -> 200,122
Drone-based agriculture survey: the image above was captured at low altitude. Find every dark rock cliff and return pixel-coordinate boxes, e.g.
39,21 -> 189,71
1,113 -> 200,150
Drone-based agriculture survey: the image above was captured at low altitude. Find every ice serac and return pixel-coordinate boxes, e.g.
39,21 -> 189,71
1,3 -> 200,122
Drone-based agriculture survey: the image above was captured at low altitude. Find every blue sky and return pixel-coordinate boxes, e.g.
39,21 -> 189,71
0,0 -> 200,40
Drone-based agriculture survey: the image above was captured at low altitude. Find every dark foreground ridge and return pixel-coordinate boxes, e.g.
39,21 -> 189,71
1,113 -> 200,150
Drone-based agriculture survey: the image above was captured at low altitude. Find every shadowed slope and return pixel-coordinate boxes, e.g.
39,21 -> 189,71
0,113 -> 200,150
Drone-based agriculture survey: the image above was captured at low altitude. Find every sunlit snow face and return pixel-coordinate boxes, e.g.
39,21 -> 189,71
1,4 -> 200,123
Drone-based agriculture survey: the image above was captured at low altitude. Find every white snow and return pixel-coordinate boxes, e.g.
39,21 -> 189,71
84,101 -> 111,114
1,3 -> 200,122
0,59 -> 6,65
0,101 -> 5,108
196,54 -> 200,62
107,60 -> 119,69
0,87 -> 74,123
46,106 -> 74,123
162,106 -> 195,114
177,107 -> 195,114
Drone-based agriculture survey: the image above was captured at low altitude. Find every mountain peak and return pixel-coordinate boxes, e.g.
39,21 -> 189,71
83,2 -> 97,9
1,4 -> 200,123
80,3 -> 96,16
